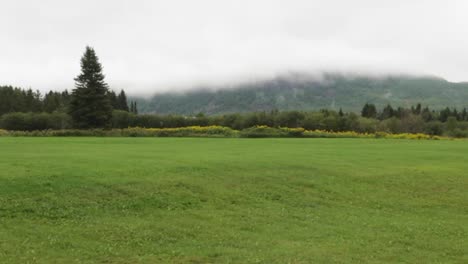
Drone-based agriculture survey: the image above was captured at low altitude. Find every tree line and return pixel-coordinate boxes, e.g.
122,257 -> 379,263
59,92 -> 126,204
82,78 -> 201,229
0,86 -> 134,116
2,105 -> 468,137
1,46 -> 468,137
361,103 -> 468,122
1,46 -> 136,124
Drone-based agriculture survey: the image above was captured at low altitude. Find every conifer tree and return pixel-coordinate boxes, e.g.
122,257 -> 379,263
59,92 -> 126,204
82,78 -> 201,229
421,106 -> 433,121
108,90 -> 118,109
117,90 -> 129,111
361,103 -> 377,119
462,108 -> 467,121
415,103 -> 422,115
381,104 -> 394,120
68,46 -> 113,128
361,103 -> 369,118
338,108 -> 344,117
130,101 -> 138,114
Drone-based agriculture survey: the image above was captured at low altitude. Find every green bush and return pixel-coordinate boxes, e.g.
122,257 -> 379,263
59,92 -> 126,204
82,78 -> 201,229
131,126 -> 238,137
0,112 -> 71,131
1,126 -> 237,137
424,121 -> 444,136
449,128 -> 468,138
0,112 -> 30,130
0,125 -> 462,140
5,129 -> 108,137
240,126 -> 286,138
111,110 -> 133,128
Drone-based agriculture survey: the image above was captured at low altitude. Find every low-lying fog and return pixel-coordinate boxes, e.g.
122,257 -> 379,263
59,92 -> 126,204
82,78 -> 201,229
1,0 -> 467,95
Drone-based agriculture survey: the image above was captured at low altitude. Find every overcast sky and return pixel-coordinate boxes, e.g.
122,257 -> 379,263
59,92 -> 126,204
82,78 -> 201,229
1,0 -> 467,94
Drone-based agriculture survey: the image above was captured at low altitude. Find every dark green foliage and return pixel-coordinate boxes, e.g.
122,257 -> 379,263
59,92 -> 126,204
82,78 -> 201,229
42,90 -> 70,113
449,128 -> 468,138
68,46 -> 113,128
24,89 -> 42,112
108,90 -> 129,111
108,90 -> 118,109
461,108 -> 468,121
338,108 -> 344,117
2,127 -> 238,137
424,121 -> 444,136
129,101 -> 138,114
117,90 -> 129,111
439,107 -> 453,122
240,126 -> 287,138
111,110 -> 132,128
0,113 -> 30,130
1,85 -> 128,119
380,104 -> 394,120
446,116 -> 458,132
413,103 -> 422,115
361,103 -> 377,118
421,107 -> 434,122
0,86 -> 70,115
0,112 -> 71,131
2,99 -> 468,137
400,114 -> 425,134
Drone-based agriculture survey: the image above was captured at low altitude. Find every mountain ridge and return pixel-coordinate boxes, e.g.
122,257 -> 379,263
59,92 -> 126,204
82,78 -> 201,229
133,73 -> 468,115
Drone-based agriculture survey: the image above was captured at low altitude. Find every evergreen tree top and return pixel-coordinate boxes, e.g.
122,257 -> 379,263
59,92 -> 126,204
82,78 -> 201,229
74,46 -> 108,90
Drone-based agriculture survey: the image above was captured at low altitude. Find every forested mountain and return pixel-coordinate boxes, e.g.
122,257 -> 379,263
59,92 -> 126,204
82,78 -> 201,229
134,73 -> 468,115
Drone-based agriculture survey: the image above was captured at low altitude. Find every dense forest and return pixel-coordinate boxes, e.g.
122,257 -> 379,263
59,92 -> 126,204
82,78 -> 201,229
134,73 -> 468,115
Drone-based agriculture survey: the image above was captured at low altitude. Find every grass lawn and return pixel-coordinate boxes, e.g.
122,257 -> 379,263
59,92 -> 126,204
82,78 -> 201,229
0,137 -> 467,263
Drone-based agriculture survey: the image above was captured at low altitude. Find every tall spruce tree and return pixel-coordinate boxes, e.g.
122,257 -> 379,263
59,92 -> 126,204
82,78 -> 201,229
68,46 -> 113,128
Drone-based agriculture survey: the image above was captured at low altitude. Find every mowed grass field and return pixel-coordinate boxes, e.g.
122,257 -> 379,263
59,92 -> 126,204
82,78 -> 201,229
0,138 -> 467,263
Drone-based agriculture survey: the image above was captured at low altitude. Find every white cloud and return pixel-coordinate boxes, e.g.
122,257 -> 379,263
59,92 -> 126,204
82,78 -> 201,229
0,0 -> 467,94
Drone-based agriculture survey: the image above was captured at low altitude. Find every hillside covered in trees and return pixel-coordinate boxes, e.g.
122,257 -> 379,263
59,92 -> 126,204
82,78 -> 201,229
135,73 -> 468,115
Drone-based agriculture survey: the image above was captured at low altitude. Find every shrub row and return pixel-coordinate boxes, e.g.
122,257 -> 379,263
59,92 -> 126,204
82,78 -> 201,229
0,126 -> 449,140
0,112 -> 71,131
239,126 -> 445,140
1,126 -> 237,137
3,111 -> 468,138
122,126 -> 238,137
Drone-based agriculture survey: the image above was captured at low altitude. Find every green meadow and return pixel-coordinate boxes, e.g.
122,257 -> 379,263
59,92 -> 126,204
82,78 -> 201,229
0,138 -> 466,263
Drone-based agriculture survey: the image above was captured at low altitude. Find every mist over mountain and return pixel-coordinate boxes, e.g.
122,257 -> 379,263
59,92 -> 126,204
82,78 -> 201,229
133,73 -> 468,115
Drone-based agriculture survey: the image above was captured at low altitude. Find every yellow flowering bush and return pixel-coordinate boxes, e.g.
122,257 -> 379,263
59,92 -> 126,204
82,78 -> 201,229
0,126 -> 451,140
279,127 -> 305,137
304,129 -> 373,138
240,125 -> 286,137
0,129 -> 9,136
1,126 -> 237,137
304,129 -> 446,140
121,126 -> 238,137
